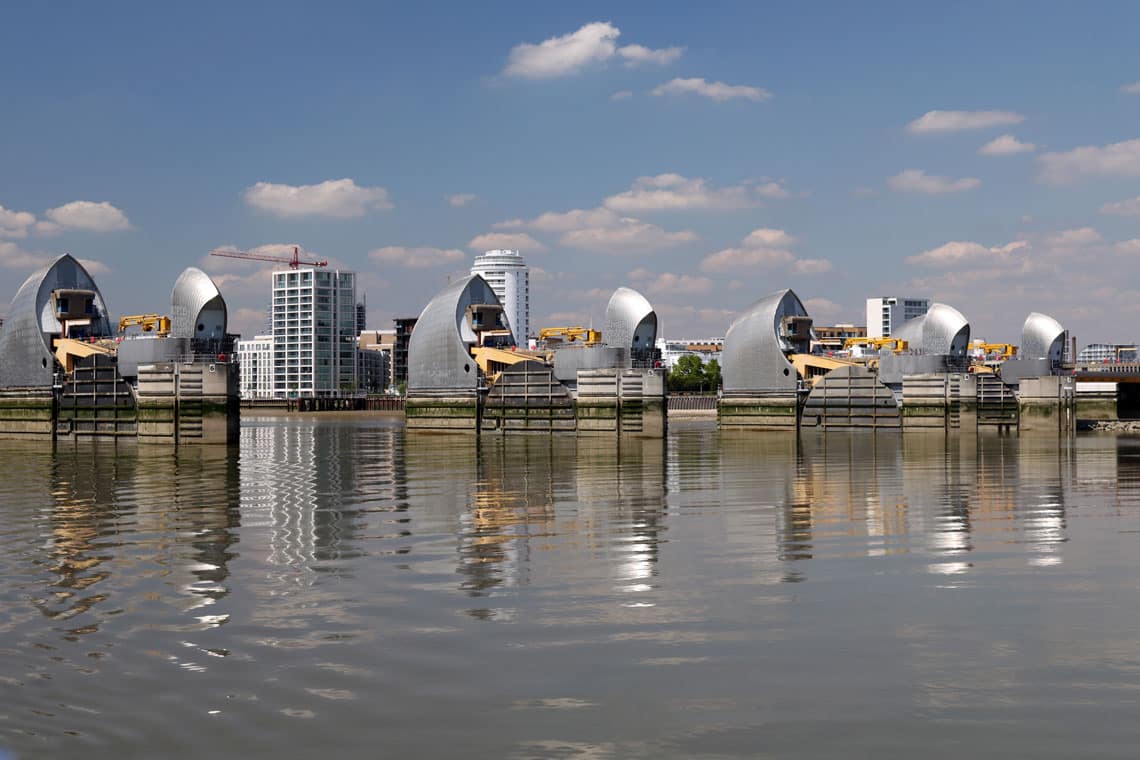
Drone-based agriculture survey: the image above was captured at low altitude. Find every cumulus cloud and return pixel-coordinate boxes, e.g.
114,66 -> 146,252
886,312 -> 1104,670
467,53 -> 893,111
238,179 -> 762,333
604,174 -> 788,212
617,44 -> 683,67
906,109 -> 1024,134
370,246 -> 466,268
495,207 -> 621,232
792,258 -> 833,274
41,201 -> 131,232
628,267 -> 713,295
609,90 -> 633,101
908,239 -> 1030,267
888,169 -> 981,194
468,232 -> 547,252
803,297 -> 843,319
0,205 -> 36,238
978,134 -> 1036,156
1101,196 -> 1140,216
700,227 -> 829,274
0,241 -> 109,276
1038,137 -> 1140,184
1045,227 -> 1102,247
560,219 -> 696,253
501,22 -> 680,79
446,193 -> 477,207
244,178 -> 393,218
1115,239 -> 1140,254
0,241 -> 46,269
651,77 -> 771,102
1122,81 -> 1140,95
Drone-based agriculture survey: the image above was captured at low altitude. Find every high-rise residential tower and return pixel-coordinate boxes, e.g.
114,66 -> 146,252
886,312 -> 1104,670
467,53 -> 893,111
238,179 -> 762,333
866,296 -> 929,339
470,249 -> 529,343
271,267 -> 357,397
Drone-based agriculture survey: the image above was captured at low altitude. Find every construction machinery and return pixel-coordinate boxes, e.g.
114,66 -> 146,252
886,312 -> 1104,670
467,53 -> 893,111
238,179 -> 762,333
538,326 -> 602,346
972,342 -> 1017,360
843,337 -> 909,353
209,245 -> 328,269
118,314 -> 171,337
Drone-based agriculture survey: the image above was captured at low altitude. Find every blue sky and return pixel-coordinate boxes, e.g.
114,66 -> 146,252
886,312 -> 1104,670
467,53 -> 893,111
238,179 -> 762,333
2,1 -> 1140,343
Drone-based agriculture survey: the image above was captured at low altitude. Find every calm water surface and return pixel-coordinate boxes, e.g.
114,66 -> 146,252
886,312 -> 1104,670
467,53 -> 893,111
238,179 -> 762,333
3,417 -> 1140,758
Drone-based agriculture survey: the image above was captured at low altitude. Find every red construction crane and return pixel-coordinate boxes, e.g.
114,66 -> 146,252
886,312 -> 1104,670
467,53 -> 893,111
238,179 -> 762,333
209,245 -> 328,269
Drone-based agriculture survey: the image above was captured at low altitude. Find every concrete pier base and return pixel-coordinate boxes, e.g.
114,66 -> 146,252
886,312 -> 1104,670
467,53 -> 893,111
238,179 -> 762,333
718,392 -> 799,430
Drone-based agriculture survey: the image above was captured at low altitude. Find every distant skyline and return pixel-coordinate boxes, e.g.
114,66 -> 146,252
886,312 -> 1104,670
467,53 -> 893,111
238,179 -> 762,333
2,2 -> 1139,343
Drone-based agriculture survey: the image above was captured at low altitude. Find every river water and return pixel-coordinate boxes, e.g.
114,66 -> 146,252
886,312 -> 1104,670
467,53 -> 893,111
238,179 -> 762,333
3,417 -> 1140,758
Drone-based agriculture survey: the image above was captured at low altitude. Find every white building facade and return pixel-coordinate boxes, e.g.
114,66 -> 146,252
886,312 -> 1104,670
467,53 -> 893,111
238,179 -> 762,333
866,296 -> 929,339
271,267 -> 358,397
470,249 -> 529,343
236,334 -> 274,399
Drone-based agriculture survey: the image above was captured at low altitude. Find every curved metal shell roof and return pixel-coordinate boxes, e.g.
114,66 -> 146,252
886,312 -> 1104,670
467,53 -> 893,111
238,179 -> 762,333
0,254 -> 112,387
1020,312 -> 1066,361
722,288 -> 807,392
408,274 -> 505,391
171,267 -> 227,339
893,302 -> 970,356
603,287 -> 657,352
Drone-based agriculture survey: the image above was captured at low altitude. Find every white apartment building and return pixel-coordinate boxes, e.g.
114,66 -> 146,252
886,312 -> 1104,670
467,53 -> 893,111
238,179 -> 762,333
866,296 -> 929,339
236,334 -> 274,399
470,249 -> 529,343
271,267 -> 357,397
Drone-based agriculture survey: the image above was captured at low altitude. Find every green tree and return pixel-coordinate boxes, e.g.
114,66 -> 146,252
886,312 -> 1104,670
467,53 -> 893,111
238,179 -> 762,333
668,354 -> 708,393
703,358 -> 721,391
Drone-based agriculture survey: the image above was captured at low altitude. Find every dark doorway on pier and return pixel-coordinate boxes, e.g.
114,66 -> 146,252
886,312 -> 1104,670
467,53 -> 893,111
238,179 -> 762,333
1118,384 -> 1140,420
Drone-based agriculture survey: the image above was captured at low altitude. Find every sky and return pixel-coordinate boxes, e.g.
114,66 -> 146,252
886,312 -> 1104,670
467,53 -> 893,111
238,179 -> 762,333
2,1 -> 1140,345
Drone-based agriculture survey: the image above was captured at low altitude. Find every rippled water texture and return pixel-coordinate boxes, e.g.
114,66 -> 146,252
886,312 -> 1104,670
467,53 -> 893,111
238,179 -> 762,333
4,418 -> 1140,758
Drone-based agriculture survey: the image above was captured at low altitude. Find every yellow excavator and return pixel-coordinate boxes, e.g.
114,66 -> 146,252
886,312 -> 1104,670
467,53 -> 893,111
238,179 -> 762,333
973,342 -> 1017,360
538,326 -> 602,346
843,337 -> 909,353
118,314 -> 171,336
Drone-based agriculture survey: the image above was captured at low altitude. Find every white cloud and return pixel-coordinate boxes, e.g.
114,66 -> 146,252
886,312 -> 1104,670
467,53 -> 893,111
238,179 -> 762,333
1115,239 -> 1140,254
700,227 -> 829,274
560,219 -> 696,253
42,201 -> 130,232
978,134 -> 1036,156
628,268 -> 713,295
501,22 -> 682,79
468,232 -> 547,252
888,169 -> 981,194
609,90 -> 633,101
1045,227 -> 1102,247
792,258 -> 833,274
617,44 -> 683,67
0,205 -> 36,238
503,21 -> 620,79
496,207 -> 621,232
1038,138 -> 1140,184
244,178 -> 393,218
370,246 -> 466,268
604,173 -> 787,212
742,228 -> 795,247
0,241 -> 109,276
701,246 -> 794,271
906,109 -> 1024,134
0,241 -> 46,269
1122,81 -> 1140,95
446,193 -> 477,207
803,297 -> 843,319
1101,196 -> 1140,216
908,239 -> 1030,267
651,77 -> 771,102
